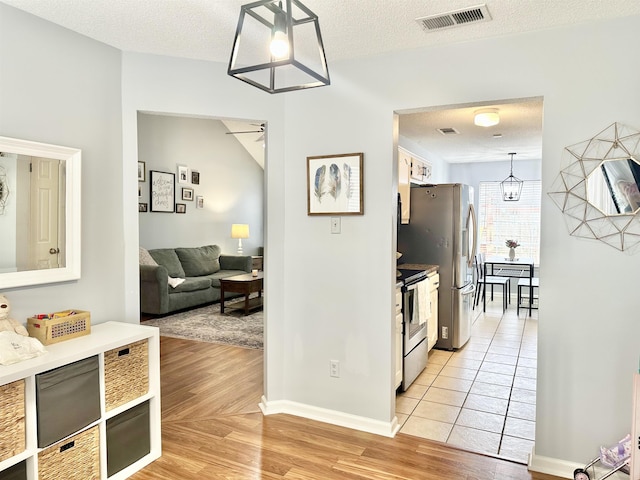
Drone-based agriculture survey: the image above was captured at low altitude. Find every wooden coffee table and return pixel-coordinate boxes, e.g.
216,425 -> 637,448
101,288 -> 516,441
219,272 -> 264,315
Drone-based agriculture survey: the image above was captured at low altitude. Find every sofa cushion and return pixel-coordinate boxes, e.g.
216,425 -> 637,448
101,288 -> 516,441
148,249 -> 186,278
169,277 -> 212,293
176,245 -> 221,276
207,270 -> 247,288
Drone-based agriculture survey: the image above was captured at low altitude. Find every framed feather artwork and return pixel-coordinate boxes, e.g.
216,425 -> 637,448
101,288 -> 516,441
307,153 -> 364,215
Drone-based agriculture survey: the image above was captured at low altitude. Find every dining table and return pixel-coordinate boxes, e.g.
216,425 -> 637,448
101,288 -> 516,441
483,256 -> 535,316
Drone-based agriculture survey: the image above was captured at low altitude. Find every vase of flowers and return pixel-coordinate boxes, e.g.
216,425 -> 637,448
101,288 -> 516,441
505,239 -> 520,261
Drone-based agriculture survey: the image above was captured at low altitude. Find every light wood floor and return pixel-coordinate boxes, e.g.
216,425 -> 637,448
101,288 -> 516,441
130,336 -> 561,480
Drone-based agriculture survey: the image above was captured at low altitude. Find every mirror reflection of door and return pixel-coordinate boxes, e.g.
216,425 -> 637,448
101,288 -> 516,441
29,157 -> 62,269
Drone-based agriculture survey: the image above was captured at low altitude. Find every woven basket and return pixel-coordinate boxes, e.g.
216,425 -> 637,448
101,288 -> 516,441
38,425 -> 99,480
0,380 -> 25,462
104,340 -> 149,411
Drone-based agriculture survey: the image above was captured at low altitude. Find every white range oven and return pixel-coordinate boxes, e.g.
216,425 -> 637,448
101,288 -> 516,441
397,268 -> 429,391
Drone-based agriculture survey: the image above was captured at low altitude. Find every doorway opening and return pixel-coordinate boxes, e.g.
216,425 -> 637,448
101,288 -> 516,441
394,97 -> 543,463
135,111 -> 266,407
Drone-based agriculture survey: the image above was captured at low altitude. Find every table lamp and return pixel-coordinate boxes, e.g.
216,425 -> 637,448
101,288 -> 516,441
231,224 -> 249,254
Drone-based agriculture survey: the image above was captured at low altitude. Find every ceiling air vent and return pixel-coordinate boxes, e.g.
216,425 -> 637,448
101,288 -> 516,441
437,127 -> 460,136
416,4 -> 492,32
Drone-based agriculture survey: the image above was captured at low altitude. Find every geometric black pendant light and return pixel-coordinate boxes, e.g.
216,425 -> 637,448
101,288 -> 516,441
228,0 -> 330,94
500,152 -> 523,201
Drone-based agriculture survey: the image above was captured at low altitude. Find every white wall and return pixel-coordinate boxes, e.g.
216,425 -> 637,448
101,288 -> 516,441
137,113 -> 264,254
281,14 -> 640,470
3,2 -> 640,472
0,4 -> 124,324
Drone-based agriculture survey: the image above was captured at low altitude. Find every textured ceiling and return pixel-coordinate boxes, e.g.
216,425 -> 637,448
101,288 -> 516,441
3,0 -> 640,63
4,0 -> 639,164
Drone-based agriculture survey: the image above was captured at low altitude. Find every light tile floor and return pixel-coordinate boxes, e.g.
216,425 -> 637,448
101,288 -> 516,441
396,297 -> 538,464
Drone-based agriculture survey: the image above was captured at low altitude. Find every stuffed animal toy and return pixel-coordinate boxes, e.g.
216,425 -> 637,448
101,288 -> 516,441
0,294 -> 29,336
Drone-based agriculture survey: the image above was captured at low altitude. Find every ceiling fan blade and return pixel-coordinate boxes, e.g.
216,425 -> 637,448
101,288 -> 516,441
226,130 -> 262,135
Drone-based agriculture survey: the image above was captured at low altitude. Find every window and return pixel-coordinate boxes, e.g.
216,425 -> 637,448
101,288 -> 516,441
477,181 -> 541,264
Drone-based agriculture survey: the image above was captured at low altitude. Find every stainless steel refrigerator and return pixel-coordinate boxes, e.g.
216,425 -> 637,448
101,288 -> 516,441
397,183 -> 477,350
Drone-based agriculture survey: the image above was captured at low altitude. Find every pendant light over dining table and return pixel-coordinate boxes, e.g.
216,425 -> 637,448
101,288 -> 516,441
500,152 -> 523,201
228,0 -> 330,94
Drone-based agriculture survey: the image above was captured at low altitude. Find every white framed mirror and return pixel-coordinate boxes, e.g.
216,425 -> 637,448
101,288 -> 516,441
0,136 -> 81,288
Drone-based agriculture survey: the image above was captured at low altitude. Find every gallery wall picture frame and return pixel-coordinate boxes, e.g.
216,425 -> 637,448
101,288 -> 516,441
177,165 -> 189,184
182,188 -> 194,201
138,203 -> 148,212
176,203 -> 186,214
191,171 -> 200,185
138,161 -> 146,182
196,196 -> 204,209
150,170 -> 175,212
307,152 -> 364,215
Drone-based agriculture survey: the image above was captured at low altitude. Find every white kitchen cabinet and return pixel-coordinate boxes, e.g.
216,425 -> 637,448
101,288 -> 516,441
0,321 -> 161,480
398,148 -> 433,224
398,149 -> 411,224
394,287 -> 403,389
427,272 -> 439,352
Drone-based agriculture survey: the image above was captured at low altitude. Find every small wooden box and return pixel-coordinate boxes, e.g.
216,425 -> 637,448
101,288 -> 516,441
0,380 -> 25,463
27,310 -> 91,345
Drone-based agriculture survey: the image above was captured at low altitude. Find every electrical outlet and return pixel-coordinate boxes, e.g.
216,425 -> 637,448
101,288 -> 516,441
331,217 -> 341,234
442,326 -> 449,339
330,360 -> 340,377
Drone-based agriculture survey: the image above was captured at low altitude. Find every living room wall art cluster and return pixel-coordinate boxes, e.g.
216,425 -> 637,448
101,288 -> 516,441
138,163 -> 204,214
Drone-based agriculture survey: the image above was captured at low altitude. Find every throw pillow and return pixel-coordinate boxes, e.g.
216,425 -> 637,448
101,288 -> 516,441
139,247 -> 158,266
168,277 -> 185,288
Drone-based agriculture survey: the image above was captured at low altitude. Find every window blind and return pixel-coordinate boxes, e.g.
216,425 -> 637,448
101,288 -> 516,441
478,180 -> 541,264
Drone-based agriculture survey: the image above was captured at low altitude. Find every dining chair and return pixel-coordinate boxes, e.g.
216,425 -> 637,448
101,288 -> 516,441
474,254 -> 510,312
517,277 -> 539,314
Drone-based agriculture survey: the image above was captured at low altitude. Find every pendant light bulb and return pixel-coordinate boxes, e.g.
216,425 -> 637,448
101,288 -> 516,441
270,4 -> 289,59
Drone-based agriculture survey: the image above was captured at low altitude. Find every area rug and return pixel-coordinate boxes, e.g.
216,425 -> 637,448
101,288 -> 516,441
141,298 -> 263,349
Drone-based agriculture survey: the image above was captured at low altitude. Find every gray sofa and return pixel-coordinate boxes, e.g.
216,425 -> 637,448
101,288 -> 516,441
140,245 -> 251,315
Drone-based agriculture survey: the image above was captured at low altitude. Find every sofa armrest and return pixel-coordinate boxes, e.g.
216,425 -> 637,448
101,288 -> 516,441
140,264 -> 170,314
219,254 -> 251,272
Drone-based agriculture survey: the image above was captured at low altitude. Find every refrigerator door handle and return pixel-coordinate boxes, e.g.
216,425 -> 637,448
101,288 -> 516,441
460,283 -> 475,295
467,203 -> 478,268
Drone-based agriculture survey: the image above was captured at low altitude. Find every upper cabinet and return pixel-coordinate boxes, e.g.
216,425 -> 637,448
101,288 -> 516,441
398,149 -> 411,224
398,148 -> 433,224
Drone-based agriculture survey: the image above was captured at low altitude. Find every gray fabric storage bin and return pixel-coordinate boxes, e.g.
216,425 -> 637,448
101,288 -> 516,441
0,460 -> 27,480
106,400 -> 150,476
35,355 -> 100,448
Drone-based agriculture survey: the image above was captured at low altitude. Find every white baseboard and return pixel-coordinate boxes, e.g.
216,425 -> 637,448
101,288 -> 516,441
529,448 -> 581,479
259,395 -> 400,438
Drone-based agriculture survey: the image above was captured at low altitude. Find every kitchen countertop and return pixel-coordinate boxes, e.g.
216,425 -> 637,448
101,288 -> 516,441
398,263 -> 439,275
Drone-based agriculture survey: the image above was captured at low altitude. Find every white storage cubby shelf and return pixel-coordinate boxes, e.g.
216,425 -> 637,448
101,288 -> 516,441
0,321 -> 161,480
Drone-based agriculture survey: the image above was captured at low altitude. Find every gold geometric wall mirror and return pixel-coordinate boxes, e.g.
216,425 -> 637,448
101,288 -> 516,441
548,122 -> 640,251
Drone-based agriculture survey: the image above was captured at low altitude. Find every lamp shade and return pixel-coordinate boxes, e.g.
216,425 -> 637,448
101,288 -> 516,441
474,108 -> 500,127
231,224 -> 250,239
